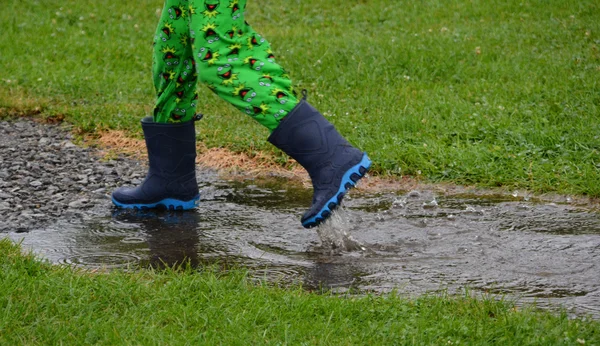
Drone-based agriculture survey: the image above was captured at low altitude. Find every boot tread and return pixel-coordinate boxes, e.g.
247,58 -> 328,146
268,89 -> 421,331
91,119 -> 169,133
302,153 -> 371,228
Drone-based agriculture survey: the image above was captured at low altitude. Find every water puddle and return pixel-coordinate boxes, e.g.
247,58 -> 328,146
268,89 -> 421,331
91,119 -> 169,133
6,173 -> 600,318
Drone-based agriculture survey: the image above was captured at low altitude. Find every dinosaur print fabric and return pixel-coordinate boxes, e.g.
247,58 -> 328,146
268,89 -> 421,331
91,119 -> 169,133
153,0 -> 299,131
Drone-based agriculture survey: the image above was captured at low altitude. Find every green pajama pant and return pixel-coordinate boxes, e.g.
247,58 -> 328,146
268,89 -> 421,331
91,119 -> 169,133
153,0 -> 299,131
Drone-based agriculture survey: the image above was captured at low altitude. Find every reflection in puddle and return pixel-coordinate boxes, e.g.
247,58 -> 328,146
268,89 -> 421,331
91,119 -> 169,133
7,175 -> 600,318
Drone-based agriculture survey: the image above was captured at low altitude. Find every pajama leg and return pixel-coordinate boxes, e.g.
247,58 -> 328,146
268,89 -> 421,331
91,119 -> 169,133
153,0 -> 199,123
112,0 -> 202,210
188,0 -> 299,131
186,1 -> 372,228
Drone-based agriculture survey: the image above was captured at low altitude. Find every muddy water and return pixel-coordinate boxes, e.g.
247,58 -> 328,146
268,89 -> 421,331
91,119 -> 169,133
7,171 -> 600,318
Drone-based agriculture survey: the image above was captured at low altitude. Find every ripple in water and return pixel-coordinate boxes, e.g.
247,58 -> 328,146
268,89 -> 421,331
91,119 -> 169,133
120,237 -> 146,244
59,253 -> 141,269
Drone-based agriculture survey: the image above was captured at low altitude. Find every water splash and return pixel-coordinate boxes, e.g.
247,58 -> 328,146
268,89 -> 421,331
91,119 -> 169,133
315,206 -> 366,253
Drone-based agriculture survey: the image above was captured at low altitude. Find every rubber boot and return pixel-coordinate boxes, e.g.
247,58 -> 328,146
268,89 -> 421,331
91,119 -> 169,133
268,99 -> 371,228
111,117 -> 200,210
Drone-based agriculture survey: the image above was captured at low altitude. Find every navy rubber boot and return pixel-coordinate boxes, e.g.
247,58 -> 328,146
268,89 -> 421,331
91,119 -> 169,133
268,99 -> 371,228
111,117 -> 200,210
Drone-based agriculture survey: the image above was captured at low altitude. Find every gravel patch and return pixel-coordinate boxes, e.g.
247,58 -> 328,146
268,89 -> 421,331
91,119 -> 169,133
0,119 -> 146,232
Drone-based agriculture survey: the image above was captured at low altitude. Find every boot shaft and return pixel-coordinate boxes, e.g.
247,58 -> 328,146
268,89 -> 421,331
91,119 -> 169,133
268,100 -> 354,173
141,117 -> 197,178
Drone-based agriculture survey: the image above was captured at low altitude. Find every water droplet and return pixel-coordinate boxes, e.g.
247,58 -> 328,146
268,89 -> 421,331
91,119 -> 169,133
408,190 -> 421,198
392,198 -> 407,208
423,199 -> 438,209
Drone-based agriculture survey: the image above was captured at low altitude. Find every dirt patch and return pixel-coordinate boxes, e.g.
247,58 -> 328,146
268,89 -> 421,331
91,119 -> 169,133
90,129 -> 308,180
87,130 -> 147,160
86,129 -> 600,208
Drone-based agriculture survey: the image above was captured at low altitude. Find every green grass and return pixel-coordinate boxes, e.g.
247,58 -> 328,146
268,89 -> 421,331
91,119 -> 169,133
0,239 -> 598,345
2,3 -> 599,343
1,0 -> 599,195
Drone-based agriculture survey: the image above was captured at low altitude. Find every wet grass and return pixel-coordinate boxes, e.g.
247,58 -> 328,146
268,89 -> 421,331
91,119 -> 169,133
1,239 -> 598,345
0,0 -> 599,196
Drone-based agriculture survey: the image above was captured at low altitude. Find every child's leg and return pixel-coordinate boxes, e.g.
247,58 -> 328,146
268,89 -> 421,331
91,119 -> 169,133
183,1 -> 370,228
189,0 -> 299,131
153,0 -> 199,123
111,0 -> 201,211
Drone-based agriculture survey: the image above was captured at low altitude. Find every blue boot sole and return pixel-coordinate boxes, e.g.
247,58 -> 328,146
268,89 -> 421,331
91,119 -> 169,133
302,153 -> 372,228
111,195 -> 200,211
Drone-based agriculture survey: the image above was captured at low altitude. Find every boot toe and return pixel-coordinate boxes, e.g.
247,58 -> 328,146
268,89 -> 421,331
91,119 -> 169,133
301,153 -> 371,228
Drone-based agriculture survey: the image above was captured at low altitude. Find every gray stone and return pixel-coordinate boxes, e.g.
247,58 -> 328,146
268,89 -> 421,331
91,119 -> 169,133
68,199 -> 91,209
0,118 -> 146,232
29,180 -> 43,187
